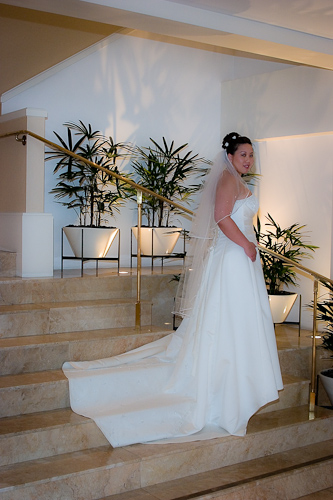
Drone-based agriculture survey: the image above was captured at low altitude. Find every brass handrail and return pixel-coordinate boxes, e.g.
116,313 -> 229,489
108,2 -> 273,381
2,130 -> 194,216
2,128 -> 332,413
2,129 -> 193,334
257,246 -> 333,412
258,246 -> 333,286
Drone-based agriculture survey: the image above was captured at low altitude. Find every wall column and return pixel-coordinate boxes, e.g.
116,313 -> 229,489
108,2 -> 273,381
0,108 -> 53,277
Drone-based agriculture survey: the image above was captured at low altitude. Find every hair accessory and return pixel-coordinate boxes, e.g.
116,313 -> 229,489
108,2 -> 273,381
224,142 -> 229,147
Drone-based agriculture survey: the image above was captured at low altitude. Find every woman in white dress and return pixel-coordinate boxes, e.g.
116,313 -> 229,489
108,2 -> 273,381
63,132 -> 283,447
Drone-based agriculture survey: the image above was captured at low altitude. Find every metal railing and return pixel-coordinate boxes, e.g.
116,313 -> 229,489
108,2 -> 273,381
2,129 -> 192,328
1,128 -> 332,413
258,246 -> 333,411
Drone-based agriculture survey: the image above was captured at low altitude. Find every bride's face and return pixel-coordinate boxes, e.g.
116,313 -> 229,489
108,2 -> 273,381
228,144 -> 254,175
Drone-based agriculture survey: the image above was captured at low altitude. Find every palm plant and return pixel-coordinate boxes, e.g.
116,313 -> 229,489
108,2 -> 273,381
47,121 -> 133,227
255,214 -> 318,295
131,137 -> 210,227
315,281 -> 333,355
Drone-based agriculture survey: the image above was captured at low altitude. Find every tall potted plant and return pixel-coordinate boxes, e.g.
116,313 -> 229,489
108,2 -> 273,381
255,214 -> 318,323
47,121 -> 133,260
131,137 -> 209,257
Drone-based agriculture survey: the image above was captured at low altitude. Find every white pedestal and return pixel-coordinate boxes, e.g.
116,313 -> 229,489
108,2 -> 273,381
0,212 -> 54,277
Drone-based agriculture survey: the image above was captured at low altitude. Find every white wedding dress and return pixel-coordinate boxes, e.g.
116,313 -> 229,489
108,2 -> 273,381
63,194 -> 283,447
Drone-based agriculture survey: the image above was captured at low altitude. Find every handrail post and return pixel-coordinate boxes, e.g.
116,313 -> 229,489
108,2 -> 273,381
135,190 -> 142,328
309,278 -> 319,413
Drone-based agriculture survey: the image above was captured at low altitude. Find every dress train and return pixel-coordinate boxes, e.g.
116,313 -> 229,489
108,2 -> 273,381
63,195 -> 283,447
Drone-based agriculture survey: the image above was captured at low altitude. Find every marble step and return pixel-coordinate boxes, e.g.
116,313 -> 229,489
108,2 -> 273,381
0,325 -> 171,375
0,250 -> 16,278
278,343 -> 312,380
0,298 -> 152,339
0,406 -> 332,500
0,324 -> 312,386
0,272 -> 178,306
257,374 -> 309,414
0,368 -> 309,425
0,274 -> 134,305
296,487 -> 333,499
0,408 -> 108,467
0,369 -> 69,418
99,440 -> 333,500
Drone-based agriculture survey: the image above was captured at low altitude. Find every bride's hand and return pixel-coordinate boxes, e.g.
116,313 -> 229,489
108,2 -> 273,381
244,242 -> 257,262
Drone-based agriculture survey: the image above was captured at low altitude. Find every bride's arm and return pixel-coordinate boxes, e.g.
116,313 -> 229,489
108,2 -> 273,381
214,175 -> 257,262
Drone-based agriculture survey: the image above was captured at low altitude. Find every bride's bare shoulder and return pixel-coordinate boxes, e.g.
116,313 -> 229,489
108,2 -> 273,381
217,170 -> 237,191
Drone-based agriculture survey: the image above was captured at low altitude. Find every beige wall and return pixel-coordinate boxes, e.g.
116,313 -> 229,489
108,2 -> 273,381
0,4 -> 122,98
0,108 -> 53,277
0,108 -> 47,213
0,116 -> 27,213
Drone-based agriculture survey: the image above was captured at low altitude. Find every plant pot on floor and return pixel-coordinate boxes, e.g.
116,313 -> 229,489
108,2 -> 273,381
131,227 -> 182,256
63,226 -> 119,258
268,292 -> 298,324
319,369 -> 333,405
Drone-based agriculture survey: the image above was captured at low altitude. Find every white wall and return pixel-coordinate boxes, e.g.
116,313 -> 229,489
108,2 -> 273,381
220,65 -> 333,140
256,135 -> 333,328
2,31 -> 332,328
2,33 -> 289,270
220,66 -> 333,329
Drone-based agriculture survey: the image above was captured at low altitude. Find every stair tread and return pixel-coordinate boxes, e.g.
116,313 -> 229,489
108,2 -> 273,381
0,298 -> 151,313
0,446 -> 134,489
0,369 -> 66,389
0,365 -> 308,391
0,325 -> 171,348
0,431 -> 332,492
0,408 -> 87,436
0,404 -> 331,446
247,404 -> 332,434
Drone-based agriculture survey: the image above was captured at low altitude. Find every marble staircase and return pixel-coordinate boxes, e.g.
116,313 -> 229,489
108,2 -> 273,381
0,257 -> 332,499
0,250 -> 16,278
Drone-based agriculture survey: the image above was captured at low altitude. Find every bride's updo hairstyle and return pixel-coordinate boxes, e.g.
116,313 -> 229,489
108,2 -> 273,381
222,132 -> 252,155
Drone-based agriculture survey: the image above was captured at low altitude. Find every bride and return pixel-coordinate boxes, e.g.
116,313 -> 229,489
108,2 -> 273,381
63,132 -> 283,447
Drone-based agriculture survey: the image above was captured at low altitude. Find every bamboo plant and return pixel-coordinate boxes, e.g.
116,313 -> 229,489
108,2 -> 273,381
316,281 -> 333,355
255,214 -> 318,295
131,137 -> 210,227
47,121 -> 133,227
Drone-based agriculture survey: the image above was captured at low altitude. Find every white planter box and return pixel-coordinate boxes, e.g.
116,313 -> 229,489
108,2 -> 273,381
319,369 -> 333,405
268,293 -> 298,324
132,227 -> 182,256
63,226 -> 119,258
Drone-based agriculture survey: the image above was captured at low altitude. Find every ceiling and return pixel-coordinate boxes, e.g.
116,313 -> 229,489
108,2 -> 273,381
166,0 -> 333,39
0,0 -> 332,101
